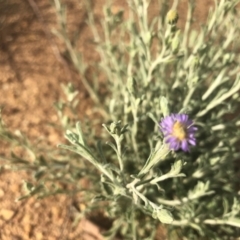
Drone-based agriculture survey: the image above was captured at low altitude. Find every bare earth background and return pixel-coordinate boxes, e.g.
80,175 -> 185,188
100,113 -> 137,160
0,0 -> 212,239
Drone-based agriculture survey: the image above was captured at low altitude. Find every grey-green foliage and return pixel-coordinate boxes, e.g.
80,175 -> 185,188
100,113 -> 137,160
57,0 -> 240,239
1,0 -> 240,239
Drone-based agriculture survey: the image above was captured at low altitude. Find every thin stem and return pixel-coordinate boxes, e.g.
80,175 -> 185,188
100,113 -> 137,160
131,204 -> 137,240
130,98 -> 140,160
204,218 -> 240,228
171,217 -> 240,228
157,190 -> 215,207
172,0 -> 179,10
183,1 -> 194,49
183,87 -> 195,107
116,138 -> 124,171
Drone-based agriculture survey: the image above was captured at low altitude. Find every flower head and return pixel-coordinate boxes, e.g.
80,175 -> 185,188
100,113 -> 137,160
160,113 -> 197,152
166,9 -> 178,25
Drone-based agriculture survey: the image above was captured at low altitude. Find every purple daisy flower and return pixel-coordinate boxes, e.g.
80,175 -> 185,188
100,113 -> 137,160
160,113 -> 197,152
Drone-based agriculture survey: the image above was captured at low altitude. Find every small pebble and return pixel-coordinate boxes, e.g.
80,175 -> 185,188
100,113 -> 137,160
0,209 -> 14,220
0,188 -> 5,198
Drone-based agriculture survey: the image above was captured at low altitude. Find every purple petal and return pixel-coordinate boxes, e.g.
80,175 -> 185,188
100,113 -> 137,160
170,140 -> 180,151
189,126 -> 198,131
188,138 -> 196,146
166,136 -> 176,144
186,120 -> 193,126
180,114 -> 188,122
181,139 -> 189,152
188,133 -> 197,139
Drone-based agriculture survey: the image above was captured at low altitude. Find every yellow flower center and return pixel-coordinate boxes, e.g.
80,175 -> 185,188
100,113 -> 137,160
172,121 -> 187,140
